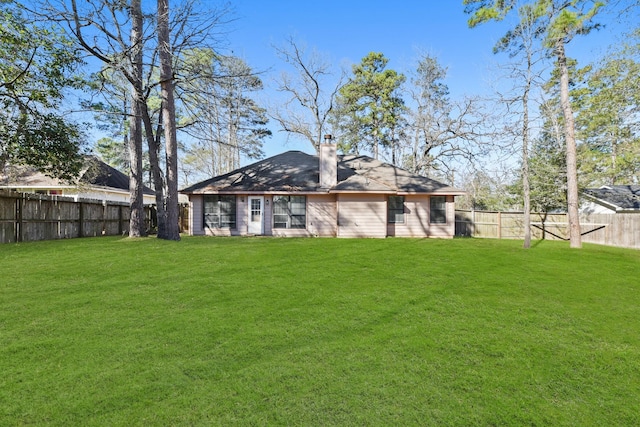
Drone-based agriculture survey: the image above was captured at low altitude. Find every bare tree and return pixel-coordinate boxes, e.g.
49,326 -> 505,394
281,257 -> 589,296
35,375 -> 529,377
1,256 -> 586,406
271,36 -> 344,152
128,0 -> 147,237
39,0 -> 231,239
158,0 -> 180,240
405,53 -> 497,181
492,5 -> 548,249
36,0 -> 158,237
179,51 -> 269,181
467,0 -> 609,248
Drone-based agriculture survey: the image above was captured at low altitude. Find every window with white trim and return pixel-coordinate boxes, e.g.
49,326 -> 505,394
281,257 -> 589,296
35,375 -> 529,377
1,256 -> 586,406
203,195 -> 236,229
430,196 -> 446,224
273,195 -> 306,229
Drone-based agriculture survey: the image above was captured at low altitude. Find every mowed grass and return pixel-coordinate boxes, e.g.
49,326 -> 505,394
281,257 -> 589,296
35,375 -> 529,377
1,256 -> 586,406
1,236 -> 639,426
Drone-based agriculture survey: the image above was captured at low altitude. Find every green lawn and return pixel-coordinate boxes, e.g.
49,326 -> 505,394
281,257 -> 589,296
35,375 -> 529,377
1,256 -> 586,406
1,236 -> 639,426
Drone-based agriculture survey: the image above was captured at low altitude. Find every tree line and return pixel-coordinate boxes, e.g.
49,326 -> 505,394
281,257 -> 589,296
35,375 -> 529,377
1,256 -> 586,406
1,0 -> 638,248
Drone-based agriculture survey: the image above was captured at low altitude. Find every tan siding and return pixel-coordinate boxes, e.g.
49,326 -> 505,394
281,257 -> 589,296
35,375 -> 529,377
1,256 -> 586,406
236,195 -> 248,235
189,195 -> 204,235
269,194 -> 337,237
385,195 -> 455,238
272,228 -> 314,237
264,195 -> 273,236
388,195 -> 430,237
337,194 -> 387,238
427,195 -> 456,238
308,194 -> 337,236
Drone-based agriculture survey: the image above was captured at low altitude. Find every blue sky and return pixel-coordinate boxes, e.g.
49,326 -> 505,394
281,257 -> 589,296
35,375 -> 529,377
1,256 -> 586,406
220,0 -> 632,159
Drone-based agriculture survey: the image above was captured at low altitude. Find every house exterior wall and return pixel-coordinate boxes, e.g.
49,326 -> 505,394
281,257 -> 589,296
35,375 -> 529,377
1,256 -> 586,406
190,195 -> 204,235
270,194 -> 335,237
308,194 -> 337,236
427,195 -> 456,238
6,186 -> 155,205
384,195 -> 456,238
337,193 -> 387,238
263,195 -> 273,236
580,200 -> 616,214
387,195 -> 430,237
188,193 -> 457,238
191,194 -> 243,237
237,195 -> 248,234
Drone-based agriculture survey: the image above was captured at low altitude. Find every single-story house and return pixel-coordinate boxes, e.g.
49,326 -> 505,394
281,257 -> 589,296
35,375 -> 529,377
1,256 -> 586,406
180,141 -> 465,238
581,185 -> 640,214
0,156 -> 156,205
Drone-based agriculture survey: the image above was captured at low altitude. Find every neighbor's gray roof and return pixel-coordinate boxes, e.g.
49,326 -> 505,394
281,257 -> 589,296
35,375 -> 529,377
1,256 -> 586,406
0,156 -> 154,195
180,150 -> 464,195
582,185 -> 640,212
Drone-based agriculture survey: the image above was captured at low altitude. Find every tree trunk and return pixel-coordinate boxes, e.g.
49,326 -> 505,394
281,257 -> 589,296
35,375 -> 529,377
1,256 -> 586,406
522,48 -> 532,249
158,0 -> 180,240
556,39 -> 581,248
128,0 -> 146,238
141,102 -> 167,238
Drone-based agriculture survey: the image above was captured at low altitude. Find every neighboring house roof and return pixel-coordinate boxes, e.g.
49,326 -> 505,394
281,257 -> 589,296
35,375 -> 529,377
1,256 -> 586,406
582,185 -> 640,213
180,150 -> 464,195
0,156 -> 154,195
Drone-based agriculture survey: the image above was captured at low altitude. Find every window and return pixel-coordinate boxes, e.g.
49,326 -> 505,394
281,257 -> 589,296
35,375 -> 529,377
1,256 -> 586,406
388,196 -> 405,224
250,198 -> 261,222
204,195 -> 236,229
430,196 -> 447,224
273,195 -> 306,229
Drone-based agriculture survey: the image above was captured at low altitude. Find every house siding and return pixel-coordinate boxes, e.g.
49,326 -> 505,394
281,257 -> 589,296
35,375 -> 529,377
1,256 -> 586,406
188,193 -> 457,238
580,200 -> 616,214
190,195 -> 204,235
263,195 -> 273,236
387,195 -> 430,237
308,194 -> 337,236
427,195 -> 456,238
337,194 -> 387,238
270,194 -> 335,237
237,195 -> 248,234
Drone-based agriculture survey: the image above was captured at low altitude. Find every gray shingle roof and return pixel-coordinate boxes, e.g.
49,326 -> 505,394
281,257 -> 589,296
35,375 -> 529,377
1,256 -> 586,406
180,150 -> 464,195
0,156 -> 154,195
582,185 -> 640,211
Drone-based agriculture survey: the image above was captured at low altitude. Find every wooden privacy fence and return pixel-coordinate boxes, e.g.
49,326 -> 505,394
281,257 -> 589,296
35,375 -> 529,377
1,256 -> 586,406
456,209 -> 640,250
0,190 -> 153,243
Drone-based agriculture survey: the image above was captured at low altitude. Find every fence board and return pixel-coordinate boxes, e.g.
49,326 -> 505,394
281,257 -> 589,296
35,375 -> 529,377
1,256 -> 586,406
456,209 -> 640,249
0,190 -> 193,243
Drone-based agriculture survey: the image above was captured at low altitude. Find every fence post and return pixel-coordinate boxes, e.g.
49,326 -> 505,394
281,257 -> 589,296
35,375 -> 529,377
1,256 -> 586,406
472,210 -> 475,237
15,195 -> 23,243
118,205 -> 123,236
78,201 -> 84,238
497,211 -> 502,239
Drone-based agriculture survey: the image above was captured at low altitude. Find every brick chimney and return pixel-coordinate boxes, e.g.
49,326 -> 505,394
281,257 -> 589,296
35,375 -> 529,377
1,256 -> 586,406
319,134 -> 337,189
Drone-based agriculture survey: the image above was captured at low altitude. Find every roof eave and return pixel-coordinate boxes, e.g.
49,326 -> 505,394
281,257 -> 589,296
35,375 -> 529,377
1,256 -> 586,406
582,193 -> 623,212
397,190 -> 467,196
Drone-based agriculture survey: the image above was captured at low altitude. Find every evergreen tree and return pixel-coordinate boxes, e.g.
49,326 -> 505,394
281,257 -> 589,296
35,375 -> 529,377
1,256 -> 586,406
180,52 -> 270,181
466,0 -> 608,248
333,52 -> 406,160
0,0 -> 85,180
575,34 -> 640,185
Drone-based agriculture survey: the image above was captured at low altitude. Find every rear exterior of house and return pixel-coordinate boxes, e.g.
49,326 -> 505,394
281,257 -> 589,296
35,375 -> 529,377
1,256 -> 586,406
180,142 -> 464,238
